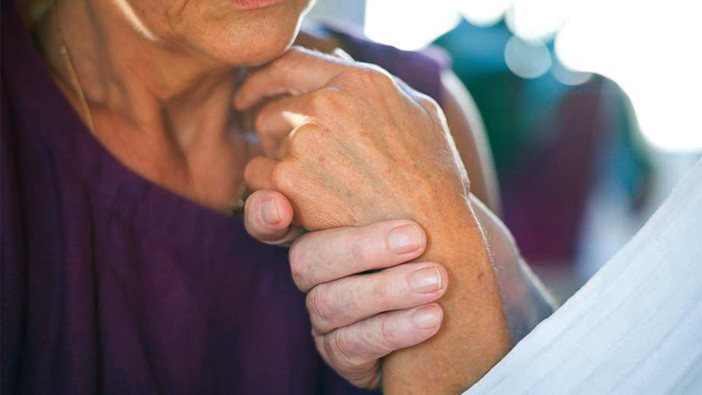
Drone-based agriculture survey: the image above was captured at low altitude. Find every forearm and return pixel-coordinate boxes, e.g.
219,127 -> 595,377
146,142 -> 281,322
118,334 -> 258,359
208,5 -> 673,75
382,196 -> 512,394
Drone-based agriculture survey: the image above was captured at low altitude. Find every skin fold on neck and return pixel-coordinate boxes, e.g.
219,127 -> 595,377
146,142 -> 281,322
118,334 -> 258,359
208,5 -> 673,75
31,0 -> 252,211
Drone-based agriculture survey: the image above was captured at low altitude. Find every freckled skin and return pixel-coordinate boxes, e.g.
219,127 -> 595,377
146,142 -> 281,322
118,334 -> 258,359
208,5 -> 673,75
241,50 -> 511,394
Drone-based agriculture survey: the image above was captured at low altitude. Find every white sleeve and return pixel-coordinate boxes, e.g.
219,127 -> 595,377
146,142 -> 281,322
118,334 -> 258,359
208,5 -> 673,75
465,159 -> 702,395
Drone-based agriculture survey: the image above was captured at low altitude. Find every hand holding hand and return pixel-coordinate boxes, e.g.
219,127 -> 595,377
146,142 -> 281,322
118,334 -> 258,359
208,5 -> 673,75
239,48 -> 511,394
243,190 -> 448,389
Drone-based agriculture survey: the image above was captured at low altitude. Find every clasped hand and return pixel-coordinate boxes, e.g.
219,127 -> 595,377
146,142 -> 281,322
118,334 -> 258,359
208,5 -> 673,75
237,47 -> 475,389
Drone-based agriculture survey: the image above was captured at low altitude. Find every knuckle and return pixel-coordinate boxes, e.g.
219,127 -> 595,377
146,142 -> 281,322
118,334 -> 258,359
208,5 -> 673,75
288,240 -> 309,289
271,163 -> 295,193
308,89 -> 342,114
288,125 -> 322,156
372,279 -> 396,307
354,67 -> 394,89
350,240 -> 368,264
376,315 -> 397,351
326,331 -> 361,368
306,285 -> 331,328
276,46 -> 311,78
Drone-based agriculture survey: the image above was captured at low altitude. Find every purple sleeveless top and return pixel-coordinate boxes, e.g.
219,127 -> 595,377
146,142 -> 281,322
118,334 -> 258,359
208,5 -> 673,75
0,3 -> 448,394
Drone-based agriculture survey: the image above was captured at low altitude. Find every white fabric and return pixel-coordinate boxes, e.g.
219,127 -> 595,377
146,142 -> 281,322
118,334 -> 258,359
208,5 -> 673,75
465,160 -> 702,395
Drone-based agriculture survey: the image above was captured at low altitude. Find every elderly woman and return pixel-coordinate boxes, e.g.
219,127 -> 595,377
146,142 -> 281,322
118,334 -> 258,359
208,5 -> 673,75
1,0 -> 552,394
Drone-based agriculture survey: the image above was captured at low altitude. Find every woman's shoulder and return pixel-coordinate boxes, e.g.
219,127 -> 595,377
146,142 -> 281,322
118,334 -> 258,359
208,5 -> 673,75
297,23 -> 451,104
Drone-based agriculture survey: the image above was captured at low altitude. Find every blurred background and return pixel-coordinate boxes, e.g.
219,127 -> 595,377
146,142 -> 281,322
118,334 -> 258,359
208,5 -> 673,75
307,0 -> 702,303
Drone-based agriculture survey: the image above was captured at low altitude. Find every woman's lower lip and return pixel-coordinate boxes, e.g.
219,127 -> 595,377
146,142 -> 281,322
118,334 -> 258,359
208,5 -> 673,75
230,0 -> 286,10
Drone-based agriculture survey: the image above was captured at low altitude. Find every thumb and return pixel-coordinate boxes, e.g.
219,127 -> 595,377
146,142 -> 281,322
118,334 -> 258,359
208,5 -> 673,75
244,190 -> 304,245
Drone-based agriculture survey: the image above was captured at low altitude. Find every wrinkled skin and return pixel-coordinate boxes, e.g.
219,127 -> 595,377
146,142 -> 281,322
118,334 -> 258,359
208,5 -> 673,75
239,47 -> 512,394
31,0 -> 530,390
239,47 -> 469,231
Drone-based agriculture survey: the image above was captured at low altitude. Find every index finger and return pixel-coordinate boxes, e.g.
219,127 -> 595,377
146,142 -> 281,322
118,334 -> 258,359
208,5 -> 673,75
288,219 -> 427,292
234,46 -> 350,110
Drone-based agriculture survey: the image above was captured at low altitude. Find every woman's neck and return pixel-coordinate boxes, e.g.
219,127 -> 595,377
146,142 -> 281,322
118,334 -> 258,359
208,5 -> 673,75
33,0 -> 251,211
41,0 -> 237,138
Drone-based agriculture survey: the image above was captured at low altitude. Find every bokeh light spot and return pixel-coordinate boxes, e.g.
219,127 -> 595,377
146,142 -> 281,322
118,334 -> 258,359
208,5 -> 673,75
504,36 -> 552,79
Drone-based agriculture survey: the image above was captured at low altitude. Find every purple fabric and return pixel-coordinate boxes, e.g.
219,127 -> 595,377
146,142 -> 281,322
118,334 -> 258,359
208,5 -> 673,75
1,3 -> 446,394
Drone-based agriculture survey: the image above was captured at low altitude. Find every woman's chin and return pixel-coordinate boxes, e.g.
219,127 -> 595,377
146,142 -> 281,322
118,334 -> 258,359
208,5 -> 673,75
234,32 -> 298,67
182,0 -> 308,67
195,19 -> 302,67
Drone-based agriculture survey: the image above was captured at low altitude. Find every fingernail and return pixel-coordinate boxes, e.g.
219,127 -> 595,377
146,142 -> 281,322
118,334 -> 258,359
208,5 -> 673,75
260,198 -> 280,224
412,305 -> 441,329
387,225 -> 422,254
409,267 -> 442,294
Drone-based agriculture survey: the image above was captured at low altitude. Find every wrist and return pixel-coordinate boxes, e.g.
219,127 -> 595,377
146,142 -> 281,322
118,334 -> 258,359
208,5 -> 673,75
413,193 -> 486,256
381,191 -> 511,394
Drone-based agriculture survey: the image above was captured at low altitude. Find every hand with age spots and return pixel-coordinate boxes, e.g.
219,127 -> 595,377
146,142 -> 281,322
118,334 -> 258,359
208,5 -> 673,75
238,47 -> 511,394
237,48 -> 469,231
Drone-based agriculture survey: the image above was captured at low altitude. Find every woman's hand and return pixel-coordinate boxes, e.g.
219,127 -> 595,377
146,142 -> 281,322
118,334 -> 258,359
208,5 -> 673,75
244,190 -> 554,389
238,47 -> 511,394
236,46 -> 469,231
244,190 -> 448,389
237,47 -> 511,394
